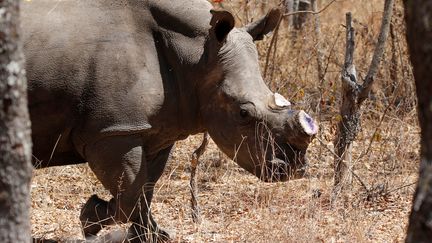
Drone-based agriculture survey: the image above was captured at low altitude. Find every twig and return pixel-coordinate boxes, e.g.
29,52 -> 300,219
48,134 -> 62,164
283,0 -> 338,17
385,182 -> 416,196
351,170 -> 370,193
268,25 -> 280,84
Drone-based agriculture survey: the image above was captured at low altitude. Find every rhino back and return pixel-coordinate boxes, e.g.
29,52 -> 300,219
24,0 -> 215,165
23,0 -> 165,161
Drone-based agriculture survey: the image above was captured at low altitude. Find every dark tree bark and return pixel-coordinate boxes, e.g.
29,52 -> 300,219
295,0 -> 311,30
283,0 -> 310,30
0,0 -> 32,242
283,0 -> 299,27
404,1 -> 432,242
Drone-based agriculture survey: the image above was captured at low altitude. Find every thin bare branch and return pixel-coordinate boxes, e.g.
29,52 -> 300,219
190,132 -> 210,223
283,0 -> 338,17
385,182 -> 416,196
343,12 -> 355,72
312,0 -> 325,83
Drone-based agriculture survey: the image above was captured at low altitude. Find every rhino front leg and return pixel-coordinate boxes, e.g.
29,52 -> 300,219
81,135 -> 172,242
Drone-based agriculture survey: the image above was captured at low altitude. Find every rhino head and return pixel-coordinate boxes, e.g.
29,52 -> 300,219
199,8 -> 318,182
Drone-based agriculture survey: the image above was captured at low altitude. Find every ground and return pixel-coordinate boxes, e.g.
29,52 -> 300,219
31,118 -> 419,242
30,0 -> 419,242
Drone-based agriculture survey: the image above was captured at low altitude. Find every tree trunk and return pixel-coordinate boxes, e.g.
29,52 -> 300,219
294,0 -> 311,30
333,0 -> 393,194
404,1 -> 432,242
333,12 -> 359,190
283,0 -> 311,30
0,0 -> 32,242
283,0 -> 299,26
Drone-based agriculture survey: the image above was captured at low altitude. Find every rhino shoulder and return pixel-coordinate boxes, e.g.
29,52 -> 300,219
147,0 -> 212,37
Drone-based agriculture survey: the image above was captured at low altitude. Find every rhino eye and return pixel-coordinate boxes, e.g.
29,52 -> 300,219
240,109 -> 249,118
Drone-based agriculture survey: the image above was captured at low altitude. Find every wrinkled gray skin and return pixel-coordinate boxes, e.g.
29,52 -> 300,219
23,0 -> 317,242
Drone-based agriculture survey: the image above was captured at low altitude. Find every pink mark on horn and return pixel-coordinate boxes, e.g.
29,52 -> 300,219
298,110 -> 318,135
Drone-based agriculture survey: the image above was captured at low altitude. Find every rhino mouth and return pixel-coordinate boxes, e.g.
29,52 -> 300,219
258,143 -> 308,182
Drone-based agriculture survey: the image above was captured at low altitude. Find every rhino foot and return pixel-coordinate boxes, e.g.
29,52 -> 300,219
32,238 -> 59,243
83,224 -> 170,243
81,195 -> 170,242
80,194 -> 115,237
127,223 -> 170,243
83,229 -> 127,243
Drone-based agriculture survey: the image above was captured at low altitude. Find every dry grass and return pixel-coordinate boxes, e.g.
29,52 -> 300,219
31,0 -> 419,242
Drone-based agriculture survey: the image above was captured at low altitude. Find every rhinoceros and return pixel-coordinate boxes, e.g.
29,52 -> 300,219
23,0 -> 317,241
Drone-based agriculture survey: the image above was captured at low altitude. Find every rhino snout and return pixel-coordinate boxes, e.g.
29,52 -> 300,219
298,110 -> 318,136
258,110 -> 317,182
284,110 -> 318,149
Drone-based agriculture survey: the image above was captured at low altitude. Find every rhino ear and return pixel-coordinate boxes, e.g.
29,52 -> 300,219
210,9 -> 235,43
245,8 -> 282,41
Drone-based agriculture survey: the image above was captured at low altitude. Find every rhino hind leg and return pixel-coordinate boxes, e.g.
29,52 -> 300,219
83,136 -> 172,242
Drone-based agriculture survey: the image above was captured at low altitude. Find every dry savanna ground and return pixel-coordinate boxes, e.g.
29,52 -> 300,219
31,0 -> 419,242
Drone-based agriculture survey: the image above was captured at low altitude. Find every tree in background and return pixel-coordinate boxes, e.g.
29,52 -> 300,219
0,0 -> 32,241
333,0 -> 394,194
404,0 -> 432,242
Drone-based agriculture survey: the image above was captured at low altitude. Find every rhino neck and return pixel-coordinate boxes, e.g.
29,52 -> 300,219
146,1 -> 221,137
115,0 -> 217,139
150,34 -> 211,138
